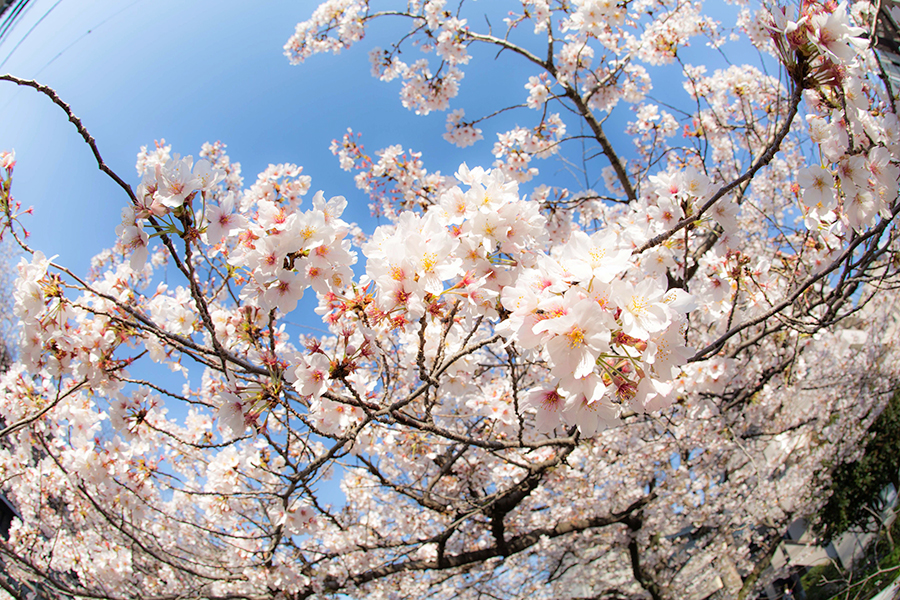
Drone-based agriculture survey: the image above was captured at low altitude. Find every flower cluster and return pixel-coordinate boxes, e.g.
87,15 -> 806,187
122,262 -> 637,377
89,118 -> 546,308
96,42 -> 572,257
492,115 -> 566,183
283,0 -> 367,64
117,153 -> 225,269
761,3 -> 900,234
443,109 -> 483,148
331,128 -> 453,216
501,235 -> 693,434
228,190 -> 356,314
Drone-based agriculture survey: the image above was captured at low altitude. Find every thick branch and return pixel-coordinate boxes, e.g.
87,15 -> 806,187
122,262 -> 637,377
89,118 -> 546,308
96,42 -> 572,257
322,494 -> 655,594
625,513 -> 664,600
564,87 -> 637,202
636,82 -> 804,254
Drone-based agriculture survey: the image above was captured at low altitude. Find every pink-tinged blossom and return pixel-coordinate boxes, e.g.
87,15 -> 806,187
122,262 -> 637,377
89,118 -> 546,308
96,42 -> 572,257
244,163 -> 310,211
193,159 -> 224,191
309,396 -> 361,435
115,207 -> 150,271
398,60 -> 463,116
261,270 -> 309,314
135,139 -> 171,176
311,190 -> 348,227
806,3 -> 866,64
155,156 -> 200,209
562,392 -> 619,436
64,443 -> 109,486
662,287 -> 697,315
204,192 -> 248,245
557,371 -> 608,405
807,113 -> 849,163
403,214 -> 462,295
443,109 -> 483,148
216,390 -> 248,439
498,257 -> 567,348
536,295 -> 613,379
844,189 -> 879,231
836,154 -> 868,197
682,166 -> 710,199
283,0 -> 368,64
0,149 -> 15,170
525,75 -> 551,109
559,230 -> 631,284
369,47 -> 405,82
280,503 -> 318,535
612,278 -> 671,339
710,199 -> 740,234
522,385 -> 566,432
14,251 -> 52,326
565,0 -> 625,35
438,185 -> 474,224
491,117 -> 566,183
434,18 -> 470,65
797,165 -> 837,214
134,170 -> 167,219
631,376 -> 674,413
291,353 -> 331,399
643,322 -> 692,380
867,146 -> 900,203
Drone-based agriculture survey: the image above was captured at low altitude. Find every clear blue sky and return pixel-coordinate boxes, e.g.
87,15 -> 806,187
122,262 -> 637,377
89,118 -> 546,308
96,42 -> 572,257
0,0 -> 746,280
0,0 -> 540,275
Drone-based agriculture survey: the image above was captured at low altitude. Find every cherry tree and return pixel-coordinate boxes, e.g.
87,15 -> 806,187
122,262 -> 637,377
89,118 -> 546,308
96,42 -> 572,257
0,1 -> 899,598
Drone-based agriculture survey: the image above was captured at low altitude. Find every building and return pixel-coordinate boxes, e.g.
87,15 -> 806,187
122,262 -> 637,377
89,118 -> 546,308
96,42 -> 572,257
875,1 -> 900,91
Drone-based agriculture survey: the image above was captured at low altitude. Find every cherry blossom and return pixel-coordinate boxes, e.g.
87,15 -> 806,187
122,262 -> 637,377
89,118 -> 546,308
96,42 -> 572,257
0,1 -> 897,598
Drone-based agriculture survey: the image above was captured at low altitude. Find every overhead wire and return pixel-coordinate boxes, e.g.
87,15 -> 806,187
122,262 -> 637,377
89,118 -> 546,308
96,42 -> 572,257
0,0 -> 142,115
0,0 -> 33,43
34,0 -> 141,77
0,0 -> 63,70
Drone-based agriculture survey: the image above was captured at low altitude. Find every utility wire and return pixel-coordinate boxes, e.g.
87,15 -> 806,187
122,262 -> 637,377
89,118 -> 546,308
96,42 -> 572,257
0,0 -> 63,70
34,0 -> 140,77
0,0 -> 32,42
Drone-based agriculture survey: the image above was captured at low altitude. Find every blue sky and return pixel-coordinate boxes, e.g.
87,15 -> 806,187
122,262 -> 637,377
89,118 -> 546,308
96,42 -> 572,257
0,0 -> 754,273
0,0 -> 537,275
0,0 -> 749,275
0,0 -> 560,422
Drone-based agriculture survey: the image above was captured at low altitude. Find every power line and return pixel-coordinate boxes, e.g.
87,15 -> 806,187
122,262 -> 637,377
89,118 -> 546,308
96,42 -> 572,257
0,0 -> 64,71
0,0 -> 34,44
34,0 -> 141,77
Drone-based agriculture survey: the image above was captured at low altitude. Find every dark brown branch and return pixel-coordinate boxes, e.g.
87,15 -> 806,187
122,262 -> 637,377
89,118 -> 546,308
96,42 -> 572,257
462,32 -> 637,202
324,494 -> 655,594
625,512 -> 664,600
636,82 -> 804,254
0,75 -> 137,205
564,87 -> 637,202
690,206 -> 898,362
